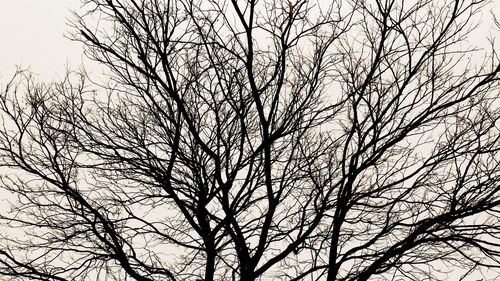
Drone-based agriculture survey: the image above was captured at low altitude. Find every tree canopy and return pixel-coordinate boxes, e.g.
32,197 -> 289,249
0,0 -> 499,280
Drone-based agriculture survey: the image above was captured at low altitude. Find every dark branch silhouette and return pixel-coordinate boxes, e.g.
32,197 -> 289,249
0,0 -> 499,280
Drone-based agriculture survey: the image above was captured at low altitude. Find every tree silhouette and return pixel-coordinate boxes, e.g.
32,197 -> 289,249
0,0 -> 499,280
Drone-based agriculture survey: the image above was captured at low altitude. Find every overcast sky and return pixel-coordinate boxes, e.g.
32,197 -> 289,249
0,0 -> 84,80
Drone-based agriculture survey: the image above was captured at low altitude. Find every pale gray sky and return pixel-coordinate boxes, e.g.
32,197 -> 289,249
0,0 -> 83,80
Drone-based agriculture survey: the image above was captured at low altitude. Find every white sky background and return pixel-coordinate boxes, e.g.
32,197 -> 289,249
0,0 -> 84,80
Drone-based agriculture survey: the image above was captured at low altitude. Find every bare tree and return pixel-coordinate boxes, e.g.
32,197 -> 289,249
0,0 -> 499,280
